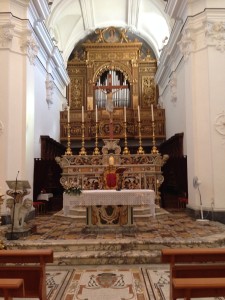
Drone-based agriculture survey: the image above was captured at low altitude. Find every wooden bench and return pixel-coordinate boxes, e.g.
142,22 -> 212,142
161,248 -> 225,300
173,277 -> 225,300
0,249 -> 53,299
0,278 -> 25,300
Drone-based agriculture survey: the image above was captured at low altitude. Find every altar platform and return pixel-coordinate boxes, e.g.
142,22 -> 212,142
3,208 -> 225,266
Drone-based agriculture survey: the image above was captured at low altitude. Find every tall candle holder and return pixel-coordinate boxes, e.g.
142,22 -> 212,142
65,123 -> 73,155
123,121 -> 130,155
93,122 -> 100,155
137,121 -> 145,154
79,122 -> 87,155
151,120 -> 159,154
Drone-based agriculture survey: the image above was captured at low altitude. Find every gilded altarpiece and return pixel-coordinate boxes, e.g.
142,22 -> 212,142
60,27 -> 165,146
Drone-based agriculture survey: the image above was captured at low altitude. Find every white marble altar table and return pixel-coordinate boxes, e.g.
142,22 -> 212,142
63,189 -> 155,225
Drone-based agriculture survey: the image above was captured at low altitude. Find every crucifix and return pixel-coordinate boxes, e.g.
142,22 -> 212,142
94,73 -> 128,139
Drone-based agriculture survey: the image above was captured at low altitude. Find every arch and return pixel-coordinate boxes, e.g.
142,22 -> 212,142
93,62 -> 132,85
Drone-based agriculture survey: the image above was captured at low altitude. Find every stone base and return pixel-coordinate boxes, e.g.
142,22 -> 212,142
196,218 -> 210,225
82,224 -> 137,234
5,225 -> 37,240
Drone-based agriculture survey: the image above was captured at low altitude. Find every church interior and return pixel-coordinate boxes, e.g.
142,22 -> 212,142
1,0 -> 225,299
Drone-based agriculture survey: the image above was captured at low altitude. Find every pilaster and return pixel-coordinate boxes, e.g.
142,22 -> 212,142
0,0 -> 69,205
156,0 -> 225,217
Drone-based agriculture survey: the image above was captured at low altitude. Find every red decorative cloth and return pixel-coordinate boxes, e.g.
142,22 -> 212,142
106,173 -> 117,188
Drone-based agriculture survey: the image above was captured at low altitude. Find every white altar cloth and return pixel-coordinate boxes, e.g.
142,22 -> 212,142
63,189 -> 155,217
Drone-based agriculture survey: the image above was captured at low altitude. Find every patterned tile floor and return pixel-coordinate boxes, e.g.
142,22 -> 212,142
17,209 -> 225,244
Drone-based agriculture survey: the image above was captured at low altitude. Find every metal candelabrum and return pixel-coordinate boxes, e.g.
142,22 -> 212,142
79,122 -> 87,155
137,121 -> 145,154
65,123 -> 73,155
151,120 -> 159,155
93,122 -> 100,155
123,121 -> 130,155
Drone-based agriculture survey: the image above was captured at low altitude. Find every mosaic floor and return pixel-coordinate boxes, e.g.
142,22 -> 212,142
16,209 -> 225,243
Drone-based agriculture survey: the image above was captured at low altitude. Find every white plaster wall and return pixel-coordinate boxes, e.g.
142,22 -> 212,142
33,62 -> 65,159
157,0 -> 225,215
185,36 -> 225,212
0,0 -> 68,210
0,51 -> 11,196
207,47 -> 225,210
162,64 -> 187,154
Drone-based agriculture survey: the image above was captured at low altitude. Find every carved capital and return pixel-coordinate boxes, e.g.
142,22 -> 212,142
21,34 -> 39,65
205,21 -> 225,52
178,28 -> 194,60
0,23 -> 15,47
0,121 -> 4,135
46,74 -> 54,106
169,72 -> 177,103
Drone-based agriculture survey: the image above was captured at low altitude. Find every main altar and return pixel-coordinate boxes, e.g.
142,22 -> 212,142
55,26 -> 169,227
56,138 -> 168,227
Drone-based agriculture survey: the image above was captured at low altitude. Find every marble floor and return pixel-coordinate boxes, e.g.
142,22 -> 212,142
16,208 -> 225,243
3,209 -> 225,299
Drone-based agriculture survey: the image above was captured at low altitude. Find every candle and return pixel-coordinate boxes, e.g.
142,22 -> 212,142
151,104 -> 154,122
82,106 -> 84,123
138,105 -> 140,122
95,105 -> 98,122
67,106 -> 70,123
124,106 -> 126,122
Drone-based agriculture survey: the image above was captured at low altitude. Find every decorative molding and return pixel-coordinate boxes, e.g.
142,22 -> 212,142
0,23 -> 15,47
215,111 -> 225,136
20,33 -> 39,65
46,73 -> 54,106
205,21 -> 225,52
169,72 -> 177,103
178,28 -> 194,60
0,121 -> 4,135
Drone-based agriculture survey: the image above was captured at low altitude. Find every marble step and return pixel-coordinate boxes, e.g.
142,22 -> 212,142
53,249 -> 161,265
6,238 -> 165,253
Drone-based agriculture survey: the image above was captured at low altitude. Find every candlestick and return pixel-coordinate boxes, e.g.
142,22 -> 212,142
82,106 -> 84,123
67,106 -> 70,123
138,105 -> 140,122
151,104 -> 154,122
124,106 -> 126,122
93,121 -> 100,155
79,123 -> 87,155
69,84 -> 71,105
137,120 -> 145,154
123,120 -> 130,155
151,119 -> 158,155
65,123 -> 73,155
95,105 -> 98,123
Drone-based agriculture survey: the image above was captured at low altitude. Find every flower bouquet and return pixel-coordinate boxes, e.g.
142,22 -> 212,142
64,181 -> 82,196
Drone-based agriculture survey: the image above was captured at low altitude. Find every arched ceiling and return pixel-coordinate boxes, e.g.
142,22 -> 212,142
46,0 -> 171,64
